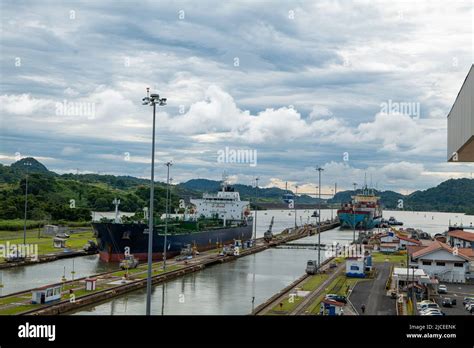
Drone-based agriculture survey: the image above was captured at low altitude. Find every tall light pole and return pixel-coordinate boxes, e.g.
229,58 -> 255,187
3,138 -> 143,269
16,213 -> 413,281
253,177 -> 259,241
163,161 -> 172,271
294,184 -> 298,228
316,167 -> 323,269
23,161 -> 32,245
352,182 -> 357,244
142,88 -> 167,316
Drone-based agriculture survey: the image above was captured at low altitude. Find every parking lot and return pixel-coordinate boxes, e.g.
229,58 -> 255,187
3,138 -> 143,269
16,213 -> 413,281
435,283 -> 474,315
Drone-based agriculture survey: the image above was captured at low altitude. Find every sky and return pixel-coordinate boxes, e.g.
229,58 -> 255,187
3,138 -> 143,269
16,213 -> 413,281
0,0 -> 473,195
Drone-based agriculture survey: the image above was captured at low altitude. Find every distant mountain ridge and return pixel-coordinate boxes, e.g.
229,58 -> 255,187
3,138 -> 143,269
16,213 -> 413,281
179,179 -> 474,214
179,179 -> 321,203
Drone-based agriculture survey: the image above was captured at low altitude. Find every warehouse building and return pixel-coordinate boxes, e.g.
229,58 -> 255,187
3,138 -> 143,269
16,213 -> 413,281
409,241 -> 473,283
447,64 -> 473,162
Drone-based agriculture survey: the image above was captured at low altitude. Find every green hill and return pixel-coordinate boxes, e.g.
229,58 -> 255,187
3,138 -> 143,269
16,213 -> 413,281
0,158 -> 473,224
329,180 -> 474,213
0,159 -> 182,222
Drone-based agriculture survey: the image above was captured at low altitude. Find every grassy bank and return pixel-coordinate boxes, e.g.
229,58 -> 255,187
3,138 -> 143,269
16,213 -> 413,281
268,274 -> 329,315
307,275 -> 362,314
371,252 -> 407,266
0,219 -> 91,231
0,229 -> 95,263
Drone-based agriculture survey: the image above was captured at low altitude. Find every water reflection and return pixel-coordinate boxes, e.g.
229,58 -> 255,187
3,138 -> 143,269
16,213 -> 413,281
0,254 -> 117,296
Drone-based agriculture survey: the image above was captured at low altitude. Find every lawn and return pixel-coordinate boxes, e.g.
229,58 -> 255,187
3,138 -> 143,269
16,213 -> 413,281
132,265 -> 182,279
0,295 -> 31,306
270,296 -> 304,313
301,274 -> 329,291
307,275 -> 364,314
268,274 -> 329,315
371,252 -> 407,265
0,304 -> 39,315
0,230 -> 95,262
0,219 -> 90,231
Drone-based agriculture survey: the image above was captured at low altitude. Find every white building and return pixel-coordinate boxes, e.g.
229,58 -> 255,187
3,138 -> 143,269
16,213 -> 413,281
398,235 -> 422,250
379,243 -> 399,253
379,231 -> 398,243
410,241 -> 473,283
392,267 -> 432,288
346,257 -> 365,278
448,229 -> 474,248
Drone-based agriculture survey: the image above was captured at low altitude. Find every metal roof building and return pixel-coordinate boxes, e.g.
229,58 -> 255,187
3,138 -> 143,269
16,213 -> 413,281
447,64 -> 474,162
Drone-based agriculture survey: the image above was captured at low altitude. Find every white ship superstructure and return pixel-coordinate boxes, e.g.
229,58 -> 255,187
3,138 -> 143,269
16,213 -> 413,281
190,180 -> 249,221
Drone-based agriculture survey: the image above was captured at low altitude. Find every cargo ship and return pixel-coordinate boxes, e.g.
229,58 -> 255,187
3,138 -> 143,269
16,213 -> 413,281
92,180 -> 253,262
337,185 -> 382,230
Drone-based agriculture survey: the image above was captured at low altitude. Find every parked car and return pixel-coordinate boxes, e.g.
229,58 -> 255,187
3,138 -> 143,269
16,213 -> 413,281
420,308 -> 442,314
417,300 -> 435,310
419,303 -> 439,311
466,303 -> 474,312
324,294 -> 347,304
421,311 -> 444,316
438,284 -> 448,294
442,298 -> 453,307
463,297 -> 474,306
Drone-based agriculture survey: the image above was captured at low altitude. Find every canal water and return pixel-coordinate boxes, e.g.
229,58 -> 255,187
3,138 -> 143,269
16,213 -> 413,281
1,209 -> 472,313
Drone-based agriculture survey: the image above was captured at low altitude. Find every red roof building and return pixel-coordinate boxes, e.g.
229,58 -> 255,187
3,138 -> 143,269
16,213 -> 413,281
447,230 -> 474,248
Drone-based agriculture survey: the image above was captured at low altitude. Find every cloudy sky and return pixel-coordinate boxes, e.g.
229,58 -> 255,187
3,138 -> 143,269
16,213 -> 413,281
0,0 -> 473,195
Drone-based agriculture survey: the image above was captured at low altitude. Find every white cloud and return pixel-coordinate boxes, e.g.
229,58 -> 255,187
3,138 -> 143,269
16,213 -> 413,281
0,94 -> 53,115
0,0 -> 472,193
60,146 -> 81,156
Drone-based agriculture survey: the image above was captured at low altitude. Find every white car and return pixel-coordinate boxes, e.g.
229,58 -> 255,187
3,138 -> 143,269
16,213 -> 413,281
421,311 -> 443,316
416,300 -> 435,310
438,285 -> 448,294
419,303 -> 439,311
420,308 -> 442,315
420,307 -> 440,313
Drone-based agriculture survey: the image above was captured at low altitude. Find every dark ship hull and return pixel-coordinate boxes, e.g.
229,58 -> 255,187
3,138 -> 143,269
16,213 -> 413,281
92,222 -> 253,262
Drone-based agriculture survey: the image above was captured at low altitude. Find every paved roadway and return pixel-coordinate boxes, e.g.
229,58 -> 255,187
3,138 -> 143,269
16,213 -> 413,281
350,262 -> 396,315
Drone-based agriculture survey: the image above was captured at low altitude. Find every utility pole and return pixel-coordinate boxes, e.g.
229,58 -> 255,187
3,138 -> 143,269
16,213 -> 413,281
23,161 -> 32,245
316,167 -> 324,269
163,162 -> 173,271
142,88 -> 167,316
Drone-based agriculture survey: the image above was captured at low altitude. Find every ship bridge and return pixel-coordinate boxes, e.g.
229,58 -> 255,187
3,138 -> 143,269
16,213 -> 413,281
190,183 -> 249,221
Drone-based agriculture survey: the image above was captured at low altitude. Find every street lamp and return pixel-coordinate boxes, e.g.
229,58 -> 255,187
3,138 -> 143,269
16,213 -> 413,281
163,161 -> 172,271
142,87 -> 167,316
253,177 -> 259,241
23,161 -> 32,245
294,184 -> 298,228
352,182 -> 357,244
316,167 -> 323,270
